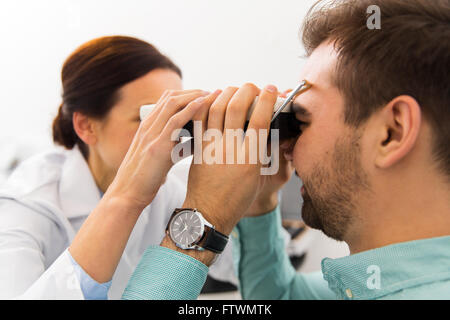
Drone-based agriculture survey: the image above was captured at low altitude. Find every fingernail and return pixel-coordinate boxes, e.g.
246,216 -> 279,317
201,91 -> 210,96
265,85 -> 277,93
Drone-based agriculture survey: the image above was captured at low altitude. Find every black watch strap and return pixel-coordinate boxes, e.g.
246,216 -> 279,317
202,227 -> 229,254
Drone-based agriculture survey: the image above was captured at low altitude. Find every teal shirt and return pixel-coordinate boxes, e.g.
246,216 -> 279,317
122,207 -> 450,300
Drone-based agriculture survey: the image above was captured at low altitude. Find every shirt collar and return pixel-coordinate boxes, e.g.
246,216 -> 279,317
59,146 -> 101,218
321,236 -> 450,300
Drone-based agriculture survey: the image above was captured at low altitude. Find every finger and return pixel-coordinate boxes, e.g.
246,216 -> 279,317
246,85 -> 278,155
276,152 -> 294,183
247,85 -> 278,131
159,95 -> 213,144
207,87 -> 239,131
280,89 -> 293,98
224,83 -> 260,130
194,89 -> 222,134
141,89 -> 208,131
191,90 -> 222,160
147,91 -> 210,137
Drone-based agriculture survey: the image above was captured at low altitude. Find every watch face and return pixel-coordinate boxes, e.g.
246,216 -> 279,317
169,210 -> 204,248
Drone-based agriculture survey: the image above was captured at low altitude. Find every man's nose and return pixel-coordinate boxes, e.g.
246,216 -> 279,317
280,138 -> 296,161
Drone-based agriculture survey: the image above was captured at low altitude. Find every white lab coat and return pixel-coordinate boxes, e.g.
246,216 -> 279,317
0,146 -> 235,299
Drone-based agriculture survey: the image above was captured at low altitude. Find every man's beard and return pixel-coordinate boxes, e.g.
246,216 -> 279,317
300,131 -> 369,241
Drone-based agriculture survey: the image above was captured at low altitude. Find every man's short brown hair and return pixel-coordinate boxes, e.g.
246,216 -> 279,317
301,0 -> 450,177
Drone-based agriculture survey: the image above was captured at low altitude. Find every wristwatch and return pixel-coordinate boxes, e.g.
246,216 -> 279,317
166,208 -> 229,254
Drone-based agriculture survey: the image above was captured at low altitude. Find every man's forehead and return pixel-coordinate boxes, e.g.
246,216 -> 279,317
299,42 -> 338,88
292,43 -> 343,118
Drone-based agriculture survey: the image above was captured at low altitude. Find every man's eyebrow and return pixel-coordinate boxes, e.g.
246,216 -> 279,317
291,102 -> 312,118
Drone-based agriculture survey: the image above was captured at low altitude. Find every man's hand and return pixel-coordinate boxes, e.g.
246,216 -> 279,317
182,83 -> 279,235
244,88 -> 295,217
245,149 -> 294,217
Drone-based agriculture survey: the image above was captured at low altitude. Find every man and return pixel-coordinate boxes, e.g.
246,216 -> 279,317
122,0 -> 450,300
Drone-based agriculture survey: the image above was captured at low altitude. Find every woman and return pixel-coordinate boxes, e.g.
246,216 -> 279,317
0,36 -> 228,299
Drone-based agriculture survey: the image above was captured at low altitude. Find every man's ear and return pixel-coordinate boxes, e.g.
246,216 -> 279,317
375,96 -> 422,169
73,112 -> 98,146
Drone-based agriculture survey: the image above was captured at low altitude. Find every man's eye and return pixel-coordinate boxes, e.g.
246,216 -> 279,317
298,120 -> 309,130
285,117 -> 308,139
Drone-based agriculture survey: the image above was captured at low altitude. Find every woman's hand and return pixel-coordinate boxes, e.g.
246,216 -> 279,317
69,89 -> 220,283
106,89 -> 221,211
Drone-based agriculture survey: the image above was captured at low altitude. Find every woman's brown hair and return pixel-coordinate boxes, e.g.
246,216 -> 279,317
52,35 -> 182,157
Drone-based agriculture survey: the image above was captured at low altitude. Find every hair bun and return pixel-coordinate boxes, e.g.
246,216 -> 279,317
52,103 -> 78,149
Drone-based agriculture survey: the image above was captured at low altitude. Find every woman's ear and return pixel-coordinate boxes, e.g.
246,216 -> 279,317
73,112 -> 98,146
375,96 -> 422,169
